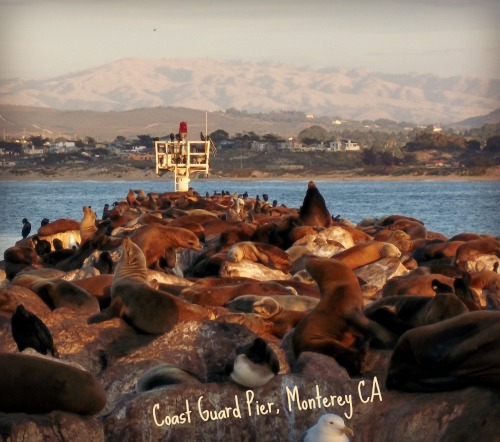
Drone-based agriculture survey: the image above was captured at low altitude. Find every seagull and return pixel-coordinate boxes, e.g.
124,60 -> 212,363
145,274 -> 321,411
304,414 -> 354,442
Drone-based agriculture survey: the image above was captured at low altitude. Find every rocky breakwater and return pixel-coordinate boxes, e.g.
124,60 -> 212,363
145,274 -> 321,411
1,183 -> 499,441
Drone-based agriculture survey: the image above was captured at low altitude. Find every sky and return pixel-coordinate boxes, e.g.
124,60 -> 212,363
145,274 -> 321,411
1,0 -> 499,80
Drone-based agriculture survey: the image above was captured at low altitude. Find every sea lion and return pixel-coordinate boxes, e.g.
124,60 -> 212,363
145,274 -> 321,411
37,218 -> 80,236
180,279 -> 295,306
252,297 -> 309,338
3,245 -> 41,279
298,181 -> 333,228
412,240 -> 465,263
388,218 -> 427,239
71,274 -> 114,308
136,364 -> 202,393
80,206 -> 98,243
225,294 -> 319,313
455,237 -> 500,269
0,353 -> 106,414
332,240 -> 401,270
31,278 -> 100,314
225,337 -> 280,388
226,241 -> 292,272
364,293 -> 468,336
386,310 -> 500,392
11,304 -> 59,357
88,237 -> 210,334
292,256 -> 397,375
381,272 -> 455,297
129,224 -> 203,268
463,268 -> 500,307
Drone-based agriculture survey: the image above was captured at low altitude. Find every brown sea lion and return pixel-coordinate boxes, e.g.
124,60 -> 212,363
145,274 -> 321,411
0,353 -> 106,414
129,224 -> 203,268
80,206 -> 97,244
386,310 -> 500,391
365,293 -> 468,336
180,279 -> 296,306
252,297 -> 309,338
3,245 -> 41,279
88,237 -> 210,334
31,278 -> 100,314
388,218 -> 427,239
412,240 -> 465,263
298,181 -> 333,228
455,237 -> 500,269
292,256 -> 397,375
332,240 -> 401,270
381,272 -> 455,297
38,218 -> 80,236
71,274 -> 114,308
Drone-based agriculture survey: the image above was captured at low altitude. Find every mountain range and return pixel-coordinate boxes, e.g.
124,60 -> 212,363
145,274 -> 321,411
1,58 -> 499,124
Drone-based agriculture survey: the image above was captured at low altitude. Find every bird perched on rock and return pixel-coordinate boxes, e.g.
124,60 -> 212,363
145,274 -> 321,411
21,218 -> 31,238
303,414 -> 354,442
11,304 -> 59,357
226,337 -> 279,388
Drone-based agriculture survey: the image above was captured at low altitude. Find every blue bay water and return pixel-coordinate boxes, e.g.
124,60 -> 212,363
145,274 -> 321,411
0,180 -> 498,256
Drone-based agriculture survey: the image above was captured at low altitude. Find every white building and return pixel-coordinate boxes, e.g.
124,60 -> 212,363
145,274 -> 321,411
329,139 -> 361,152
48,141 -> 77,153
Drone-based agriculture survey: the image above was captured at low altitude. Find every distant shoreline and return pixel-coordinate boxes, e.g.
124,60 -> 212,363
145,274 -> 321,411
0,165 -> 499,183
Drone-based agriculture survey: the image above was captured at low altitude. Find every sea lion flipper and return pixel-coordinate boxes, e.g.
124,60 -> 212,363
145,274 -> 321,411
87,298 -> 123,324
347,312 -> 398,349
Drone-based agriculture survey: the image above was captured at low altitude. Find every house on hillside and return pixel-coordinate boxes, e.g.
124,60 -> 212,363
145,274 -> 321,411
48,141 -> 77,154
329,139 -> 361,152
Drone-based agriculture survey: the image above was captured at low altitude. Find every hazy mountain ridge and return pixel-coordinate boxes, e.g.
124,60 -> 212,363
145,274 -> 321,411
0,57 -> 499,123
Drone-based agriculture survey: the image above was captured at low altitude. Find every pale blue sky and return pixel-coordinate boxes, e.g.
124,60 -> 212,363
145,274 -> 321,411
1,0 -> 499,80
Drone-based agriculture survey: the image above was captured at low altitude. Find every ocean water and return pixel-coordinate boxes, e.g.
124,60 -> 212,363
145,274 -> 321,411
0,180 -> 498,256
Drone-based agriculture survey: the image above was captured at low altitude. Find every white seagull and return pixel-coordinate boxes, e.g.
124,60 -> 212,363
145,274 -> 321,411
304,414 -> 354,442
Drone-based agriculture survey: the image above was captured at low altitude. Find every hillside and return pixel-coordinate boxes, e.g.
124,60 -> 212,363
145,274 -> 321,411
1,58 -> 499,124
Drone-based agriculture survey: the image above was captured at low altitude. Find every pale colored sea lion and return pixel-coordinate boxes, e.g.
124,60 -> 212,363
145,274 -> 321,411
226,241 -> 292,272
225,294 -> 319,313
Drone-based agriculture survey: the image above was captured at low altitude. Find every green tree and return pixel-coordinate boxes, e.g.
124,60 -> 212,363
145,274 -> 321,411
484,136 -> 500,153
298,125 -> 329,145
466,140 -> 481,151
209,129 -> 229,143
29,135 -> 48,147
